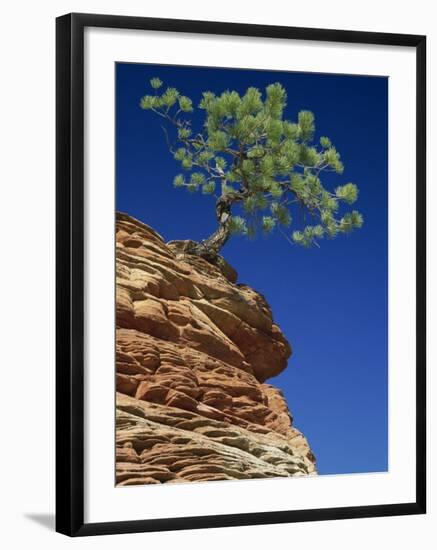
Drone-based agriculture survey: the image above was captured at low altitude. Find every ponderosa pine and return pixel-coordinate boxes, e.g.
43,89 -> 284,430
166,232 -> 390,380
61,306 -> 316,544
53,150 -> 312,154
140,78 -> 363,261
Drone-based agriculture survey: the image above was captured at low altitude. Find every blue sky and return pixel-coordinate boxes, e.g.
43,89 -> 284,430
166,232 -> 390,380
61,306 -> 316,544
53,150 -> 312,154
116,62 -> 388,475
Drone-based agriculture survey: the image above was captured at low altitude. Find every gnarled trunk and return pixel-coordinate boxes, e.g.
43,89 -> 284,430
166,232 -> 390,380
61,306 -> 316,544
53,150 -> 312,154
189,194 -> 233,261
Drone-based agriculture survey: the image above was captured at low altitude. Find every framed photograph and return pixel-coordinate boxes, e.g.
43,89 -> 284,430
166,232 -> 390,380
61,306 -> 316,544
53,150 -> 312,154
56,13 -> 426,536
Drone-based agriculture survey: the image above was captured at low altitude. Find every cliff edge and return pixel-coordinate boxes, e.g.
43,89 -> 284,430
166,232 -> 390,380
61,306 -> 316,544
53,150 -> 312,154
116,212 -> 316,485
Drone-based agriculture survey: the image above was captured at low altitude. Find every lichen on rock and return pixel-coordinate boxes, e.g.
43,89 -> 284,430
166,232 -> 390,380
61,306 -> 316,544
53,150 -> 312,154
116,211 -> 316,485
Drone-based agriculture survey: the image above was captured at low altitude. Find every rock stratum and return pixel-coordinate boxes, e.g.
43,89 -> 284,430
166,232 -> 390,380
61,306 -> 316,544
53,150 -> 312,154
116,212 -> 316,485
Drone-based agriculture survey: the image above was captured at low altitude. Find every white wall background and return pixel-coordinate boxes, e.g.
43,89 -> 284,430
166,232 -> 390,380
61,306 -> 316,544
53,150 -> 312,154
0,0 -> 434,547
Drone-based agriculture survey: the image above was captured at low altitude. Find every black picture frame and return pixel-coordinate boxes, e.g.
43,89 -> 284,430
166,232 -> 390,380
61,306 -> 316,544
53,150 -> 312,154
56,12 -> 426,537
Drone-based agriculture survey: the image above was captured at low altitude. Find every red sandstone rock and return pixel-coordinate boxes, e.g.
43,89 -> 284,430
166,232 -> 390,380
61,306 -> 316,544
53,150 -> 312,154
116,212 -> 316,485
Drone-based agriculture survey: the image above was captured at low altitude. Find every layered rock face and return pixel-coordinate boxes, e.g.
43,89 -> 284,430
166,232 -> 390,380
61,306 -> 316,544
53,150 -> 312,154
116,212 -> 316,485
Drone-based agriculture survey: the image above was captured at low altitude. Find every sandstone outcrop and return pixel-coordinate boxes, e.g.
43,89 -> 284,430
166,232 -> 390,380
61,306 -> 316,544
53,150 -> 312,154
116,212 -> 316,485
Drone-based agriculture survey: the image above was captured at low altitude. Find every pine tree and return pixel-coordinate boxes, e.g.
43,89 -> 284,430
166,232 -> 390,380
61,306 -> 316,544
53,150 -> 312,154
139,79 -> 363,260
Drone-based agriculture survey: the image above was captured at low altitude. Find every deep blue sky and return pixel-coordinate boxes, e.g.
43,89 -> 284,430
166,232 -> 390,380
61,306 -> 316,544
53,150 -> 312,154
116,63 -> 388,475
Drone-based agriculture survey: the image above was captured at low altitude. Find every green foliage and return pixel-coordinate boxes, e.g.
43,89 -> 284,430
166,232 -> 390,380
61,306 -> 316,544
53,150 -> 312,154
161,87 -> 179,107
320,136 -> 331,149
262,216 -> 276,233
323,146 -> 344,173
339,210 -> 364,232
173,174 -> 185,188
178,127 -> 192,140
298,111 -> 315,141
178,96 -> 193,112
208,131 -> 229,151
228,216 -> 247,235
335,183 -> 359,204
293,225 -> 324,247
202,181 -> 216,194
271,202 -> 292,227
140,95 -> 159,110
139,77 -> 363,250
190,172 -> 205,186
150,77 -> 163,90
181,156 -> 193,170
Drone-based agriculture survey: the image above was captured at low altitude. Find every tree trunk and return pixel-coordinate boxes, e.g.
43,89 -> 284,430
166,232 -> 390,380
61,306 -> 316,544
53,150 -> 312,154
190,194 -> 233,261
